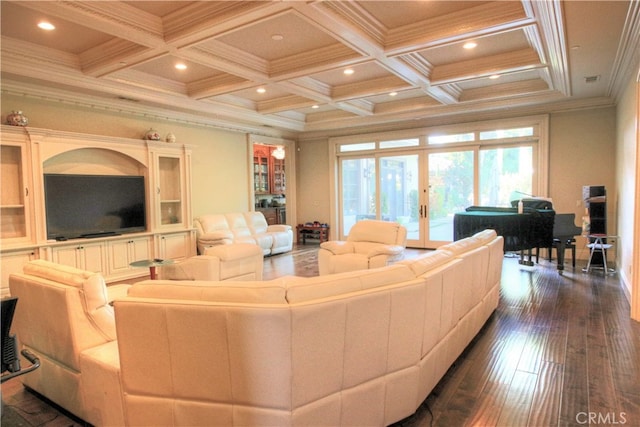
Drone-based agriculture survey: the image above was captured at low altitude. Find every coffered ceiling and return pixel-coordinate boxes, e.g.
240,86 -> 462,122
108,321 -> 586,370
1,1 -> 639,139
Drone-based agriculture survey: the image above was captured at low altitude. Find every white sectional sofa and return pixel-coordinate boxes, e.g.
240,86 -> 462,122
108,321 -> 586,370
194,211 -> 293,255
9,229 -> 503,426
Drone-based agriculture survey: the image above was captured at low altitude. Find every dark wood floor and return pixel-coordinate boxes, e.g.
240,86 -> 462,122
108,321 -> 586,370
2,245 -> 639,427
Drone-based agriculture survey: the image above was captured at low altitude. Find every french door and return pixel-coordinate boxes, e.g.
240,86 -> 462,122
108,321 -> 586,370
339,148 -> 474,248
339,145 -> 533,248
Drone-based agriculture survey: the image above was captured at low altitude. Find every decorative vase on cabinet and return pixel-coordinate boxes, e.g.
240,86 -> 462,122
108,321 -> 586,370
6,111 -> 28,127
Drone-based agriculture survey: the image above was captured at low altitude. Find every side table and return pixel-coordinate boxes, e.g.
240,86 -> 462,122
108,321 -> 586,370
130,258 -> 174,280
296,224 -> 330,244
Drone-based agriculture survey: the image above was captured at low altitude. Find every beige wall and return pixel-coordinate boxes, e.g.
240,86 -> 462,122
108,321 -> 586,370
615,69 -> 639,310
294,139 -> 331,228
548,107 -> 617,258
1,94 -> 250,217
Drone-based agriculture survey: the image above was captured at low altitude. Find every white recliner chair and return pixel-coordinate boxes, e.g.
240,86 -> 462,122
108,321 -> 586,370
318,220 -> 407,275
159,243 -> 264,281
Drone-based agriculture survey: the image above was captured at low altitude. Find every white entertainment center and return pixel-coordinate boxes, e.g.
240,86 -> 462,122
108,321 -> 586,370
0,125 -> 196,297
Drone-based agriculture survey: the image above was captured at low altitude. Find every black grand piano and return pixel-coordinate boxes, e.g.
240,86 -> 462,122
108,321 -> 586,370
453,205 -> 555,266
453,201 -> 582,273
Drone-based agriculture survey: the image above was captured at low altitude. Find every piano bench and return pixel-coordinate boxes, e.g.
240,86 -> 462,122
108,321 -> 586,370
536,238 -> 577,268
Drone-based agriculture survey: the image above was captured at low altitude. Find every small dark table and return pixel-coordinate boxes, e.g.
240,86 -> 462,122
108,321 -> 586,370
296,224 -> 330,244
130,258 -> 174,280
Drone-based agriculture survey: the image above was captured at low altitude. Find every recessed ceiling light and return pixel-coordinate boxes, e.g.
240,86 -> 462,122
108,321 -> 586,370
463,41 -> 477,49
175,63 -> 187,70
271,34 -> 284,41
312,105 -> 319,109
489,74 -> 500,80
344,68 -> 354,75
389,92 -> 398,96
257,87 -> 266,94
37,21 -> 55,31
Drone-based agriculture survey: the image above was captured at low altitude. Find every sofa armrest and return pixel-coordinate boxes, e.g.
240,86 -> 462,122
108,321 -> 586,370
366,245 -> 405,258
319,241 -> 354,255
106,284 -> 131,303
160,256 -> 219,281
267,224 -> 292,232
204,243 -> 263,261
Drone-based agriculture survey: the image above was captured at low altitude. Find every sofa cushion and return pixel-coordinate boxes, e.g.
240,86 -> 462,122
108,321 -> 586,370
196,214 -> 231,233
398,250 -> 453,277
285,265 -> 416,303
439,229 -> 497,255
244,211 -> 269,234
127,280 -> 287,304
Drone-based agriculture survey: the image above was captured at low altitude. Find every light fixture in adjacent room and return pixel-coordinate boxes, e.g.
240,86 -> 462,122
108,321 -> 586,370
271,145 -> 285,159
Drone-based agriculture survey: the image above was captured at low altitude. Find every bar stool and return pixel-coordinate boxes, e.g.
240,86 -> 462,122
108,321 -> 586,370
582,234 -> 615,273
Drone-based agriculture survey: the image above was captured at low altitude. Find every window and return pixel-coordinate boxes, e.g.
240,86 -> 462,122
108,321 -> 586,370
428,133 -> 475,145
479,146 -> 533,206
331,116 -> 548,243
339,142 -> 375,152
379,138 -> 419,149
480,127 -> 534,140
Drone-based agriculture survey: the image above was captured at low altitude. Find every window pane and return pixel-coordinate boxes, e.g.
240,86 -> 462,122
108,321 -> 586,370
341,158 -> 376,235
339,142 -> 375,152
379,155 -> 419,240
379,138 -> 419,149
480,127 -> 534,140
479,146 -> 533,206
428,133 -> 474,145
429,150 -> 474,241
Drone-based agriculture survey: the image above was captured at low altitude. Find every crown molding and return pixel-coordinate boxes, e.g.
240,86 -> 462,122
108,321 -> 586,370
0,80 -> 300,139
609,0 -> 640,100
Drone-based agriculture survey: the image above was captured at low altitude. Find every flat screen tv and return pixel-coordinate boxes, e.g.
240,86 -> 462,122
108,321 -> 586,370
44,174 -> 146,240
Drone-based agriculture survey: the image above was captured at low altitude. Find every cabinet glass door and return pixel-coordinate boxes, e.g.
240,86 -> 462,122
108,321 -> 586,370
253,154 -> 269,193
272,157 -> 285,194
158,156 -> 182,226
1,144 -> 30,242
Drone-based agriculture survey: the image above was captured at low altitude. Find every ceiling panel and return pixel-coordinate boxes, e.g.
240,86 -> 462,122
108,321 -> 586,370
1,0 -> 637,138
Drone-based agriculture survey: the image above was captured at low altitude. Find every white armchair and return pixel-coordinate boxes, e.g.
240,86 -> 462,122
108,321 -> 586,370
158,243 -> 264,281
318,220 -> 407,275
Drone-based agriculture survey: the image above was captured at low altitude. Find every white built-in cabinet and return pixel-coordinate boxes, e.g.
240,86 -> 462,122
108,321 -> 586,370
0,125 -> 196,296
50,241 -> 107,274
